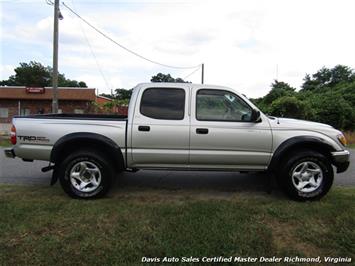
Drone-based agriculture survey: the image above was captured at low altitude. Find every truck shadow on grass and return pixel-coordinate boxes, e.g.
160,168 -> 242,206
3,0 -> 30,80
111,170 -> 286,200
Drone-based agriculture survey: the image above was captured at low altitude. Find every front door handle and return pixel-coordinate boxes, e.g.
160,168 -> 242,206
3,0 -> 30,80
196,128 -> 208,134
138,126 -> 150,132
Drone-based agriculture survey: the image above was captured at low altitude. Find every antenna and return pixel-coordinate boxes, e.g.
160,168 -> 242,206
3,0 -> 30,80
276,64 -> 279,80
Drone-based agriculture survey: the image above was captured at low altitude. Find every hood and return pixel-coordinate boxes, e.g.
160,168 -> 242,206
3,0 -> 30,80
268,117 -> 334,130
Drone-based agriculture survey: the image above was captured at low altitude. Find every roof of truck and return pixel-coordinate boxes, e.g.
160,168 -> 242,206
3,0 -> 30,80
135,82 -> 234,90
136,82 -> 229,87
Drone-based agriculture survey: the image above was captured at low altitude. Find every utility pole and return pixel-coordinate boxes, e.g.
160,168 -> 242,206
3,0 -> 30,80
201,63 -> 204,84
52,0 -> 59,113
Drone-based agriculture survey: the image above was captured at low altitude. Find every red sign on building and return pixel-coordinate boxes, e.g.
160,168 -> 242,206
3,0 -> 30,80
26,87 -> 45,94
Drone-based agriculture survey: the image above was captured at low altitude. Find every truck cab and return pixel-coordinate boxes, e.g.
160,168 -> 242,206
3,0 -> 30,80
128,83 -> 272,170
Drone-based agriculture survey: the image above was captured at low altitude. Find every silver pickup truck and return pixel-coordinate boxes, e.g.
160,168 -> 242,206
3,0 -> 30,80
4,83 -> 350,200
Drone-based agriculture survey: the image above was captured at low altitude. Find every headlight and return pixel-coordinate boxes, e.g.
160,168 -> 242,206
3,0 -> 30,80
337,133 -> 347,146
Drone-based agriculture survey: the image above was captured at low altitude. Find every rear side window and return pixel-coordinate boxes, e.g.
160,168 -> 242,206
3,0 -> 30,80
140,88 -> 185,120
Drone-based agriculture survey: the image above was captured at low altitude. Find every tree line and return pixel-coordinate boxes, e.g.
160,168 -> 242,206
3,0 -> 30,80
0,61 -> 87,87
252,65 -> 355,130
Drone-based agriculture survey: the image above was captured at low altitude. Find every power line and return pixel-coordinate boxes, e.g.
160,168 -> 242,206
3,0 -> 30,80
183,65 -> 201,80
69,0 -> 112,91
61,2 -> 202,70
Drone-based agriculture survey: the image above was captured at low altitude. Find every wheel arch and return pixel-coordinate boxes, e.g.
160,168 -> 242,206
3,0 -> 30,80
268,136 -> 336,172
50,132 -> 125,171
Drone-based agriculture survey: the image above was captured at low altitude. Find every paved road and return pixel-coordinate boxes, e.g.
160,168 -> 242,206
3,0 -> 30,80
0,148 -> 354,192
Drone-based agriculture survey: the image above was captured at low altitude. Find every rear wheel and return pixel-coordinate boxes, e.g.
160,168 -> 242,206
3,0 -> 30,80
277,150 -> 333,201
58,150 -> 114,199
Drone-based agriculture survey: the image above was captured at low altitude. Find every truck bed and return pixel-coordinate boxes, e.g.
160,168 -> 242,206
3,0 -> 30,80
15,113 -> 128,120
11,113 -> 127,162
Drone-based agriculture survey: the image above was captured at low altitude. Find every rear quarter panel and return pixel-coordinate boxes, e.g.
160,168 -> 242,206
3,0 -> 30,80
13,117 -> 126,161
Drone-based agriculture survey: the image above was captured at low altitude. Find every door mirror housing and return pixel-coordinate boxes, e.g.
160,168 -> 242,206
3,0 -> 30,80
251,109 -> 261,122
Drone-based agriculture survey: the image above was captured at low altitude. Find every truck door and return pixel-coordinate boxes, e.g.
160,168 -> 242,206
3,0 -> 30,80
131,86 -> 190,168
189,87 -> 272,170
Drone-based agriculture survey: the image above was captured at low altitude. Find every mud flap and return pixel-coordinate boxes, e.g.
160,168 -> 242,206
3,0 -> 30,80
50,169 -> 59,186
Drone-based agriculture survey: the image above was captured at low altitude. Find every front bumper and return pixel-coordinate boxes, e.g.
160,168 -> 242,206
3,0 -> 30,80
4,148 -> 15,158
331,150 -> 350,173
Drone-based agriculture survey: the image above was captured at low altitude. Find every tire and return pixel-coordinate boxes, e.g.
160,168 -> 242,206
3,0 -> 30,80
277,150 -> 334,201
57,149 -> 114,199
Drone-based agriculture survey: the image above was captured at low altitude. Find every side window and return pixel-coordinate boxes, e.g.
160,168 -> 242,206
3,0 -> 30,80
140,88 -> 185,120
196,89 -> 252,122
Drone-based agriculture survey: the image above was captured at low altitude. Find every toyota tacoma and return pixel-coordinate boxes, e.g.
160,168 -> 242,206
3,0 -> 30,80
4,83 -> 350,200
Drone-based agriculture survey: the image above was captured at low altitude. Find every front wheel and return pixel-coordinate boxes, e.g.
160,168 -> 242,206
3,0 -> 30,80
277,150 -> 334,201
58,150 -> 114,199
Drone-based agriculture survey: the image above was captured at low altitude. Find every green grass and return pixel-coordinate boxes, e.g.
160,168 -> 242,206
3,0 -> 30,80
0,138 -> 11,147
348,143 -> 355,149
0,186 -> 354,265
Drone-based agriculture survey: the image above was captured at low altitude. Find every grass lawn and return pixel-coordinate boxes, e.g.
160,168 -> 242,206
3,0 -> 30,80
0,185 -> 354,265
0,138 -> 11,147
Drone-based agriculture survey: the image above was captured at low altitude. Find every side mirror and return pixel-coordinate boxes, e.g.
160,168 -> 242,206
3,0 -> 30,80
251,109 -> 261,122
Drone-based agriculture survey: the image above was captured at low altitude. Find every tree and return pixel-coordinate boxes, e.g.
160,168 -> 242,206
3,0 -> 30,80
263,80 -> 296,104
98,93 -> 114,99
269,96 -> 312,120
150,73 -> 189,83
312,93 -> 354,130
330,65 -> 354,85
100,88 -> 133,105
0,61 -> 87,87
251,65 -> 355,130
312,67 -> 332,86
114,88 -> 132,100
254,80 -> 296,113
58,74 -> 87,87
0,62 -> 50,87
301,74 -> 319,91
301,65 -> 354,91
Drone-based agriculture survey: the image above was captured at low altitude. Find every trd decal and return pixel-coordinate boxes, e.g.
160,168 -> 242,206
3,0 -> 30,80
17,135 -> 50,143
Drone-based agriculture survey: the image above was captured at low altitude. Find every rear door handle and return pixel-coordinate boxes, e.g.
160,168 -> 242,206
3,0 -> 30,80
196,128 -> 208,134
138,126 -> 150,132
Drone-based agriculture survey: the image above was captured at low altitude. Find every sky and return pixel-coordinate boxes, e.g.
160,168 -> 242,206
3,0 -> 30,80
0,0 -> 354,98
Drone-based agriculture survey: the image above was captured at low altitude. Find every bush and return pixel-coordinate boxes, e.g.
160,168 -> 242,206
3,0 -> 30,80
311,94 -> 354,130
269,96 -> 312,120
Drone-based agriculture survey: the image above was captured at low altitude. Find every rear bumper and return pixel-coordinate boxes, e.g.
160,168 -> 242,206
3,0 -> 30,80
4,148 -> 15,158
331,150 -> 350,173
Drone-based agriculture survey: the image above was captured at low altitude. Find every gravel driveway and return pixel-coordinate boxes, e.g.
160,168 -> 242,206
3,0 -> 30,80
0,147 -> 354,191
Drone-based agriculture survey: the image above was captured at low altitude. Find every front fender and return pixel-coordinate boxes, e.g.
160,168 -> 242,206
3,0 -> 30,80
268,136 -> 336,171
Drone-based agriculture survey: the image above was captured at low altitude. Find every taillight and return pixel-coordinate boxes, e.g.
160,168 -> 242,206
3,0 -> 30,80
10,125 -> 16,145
